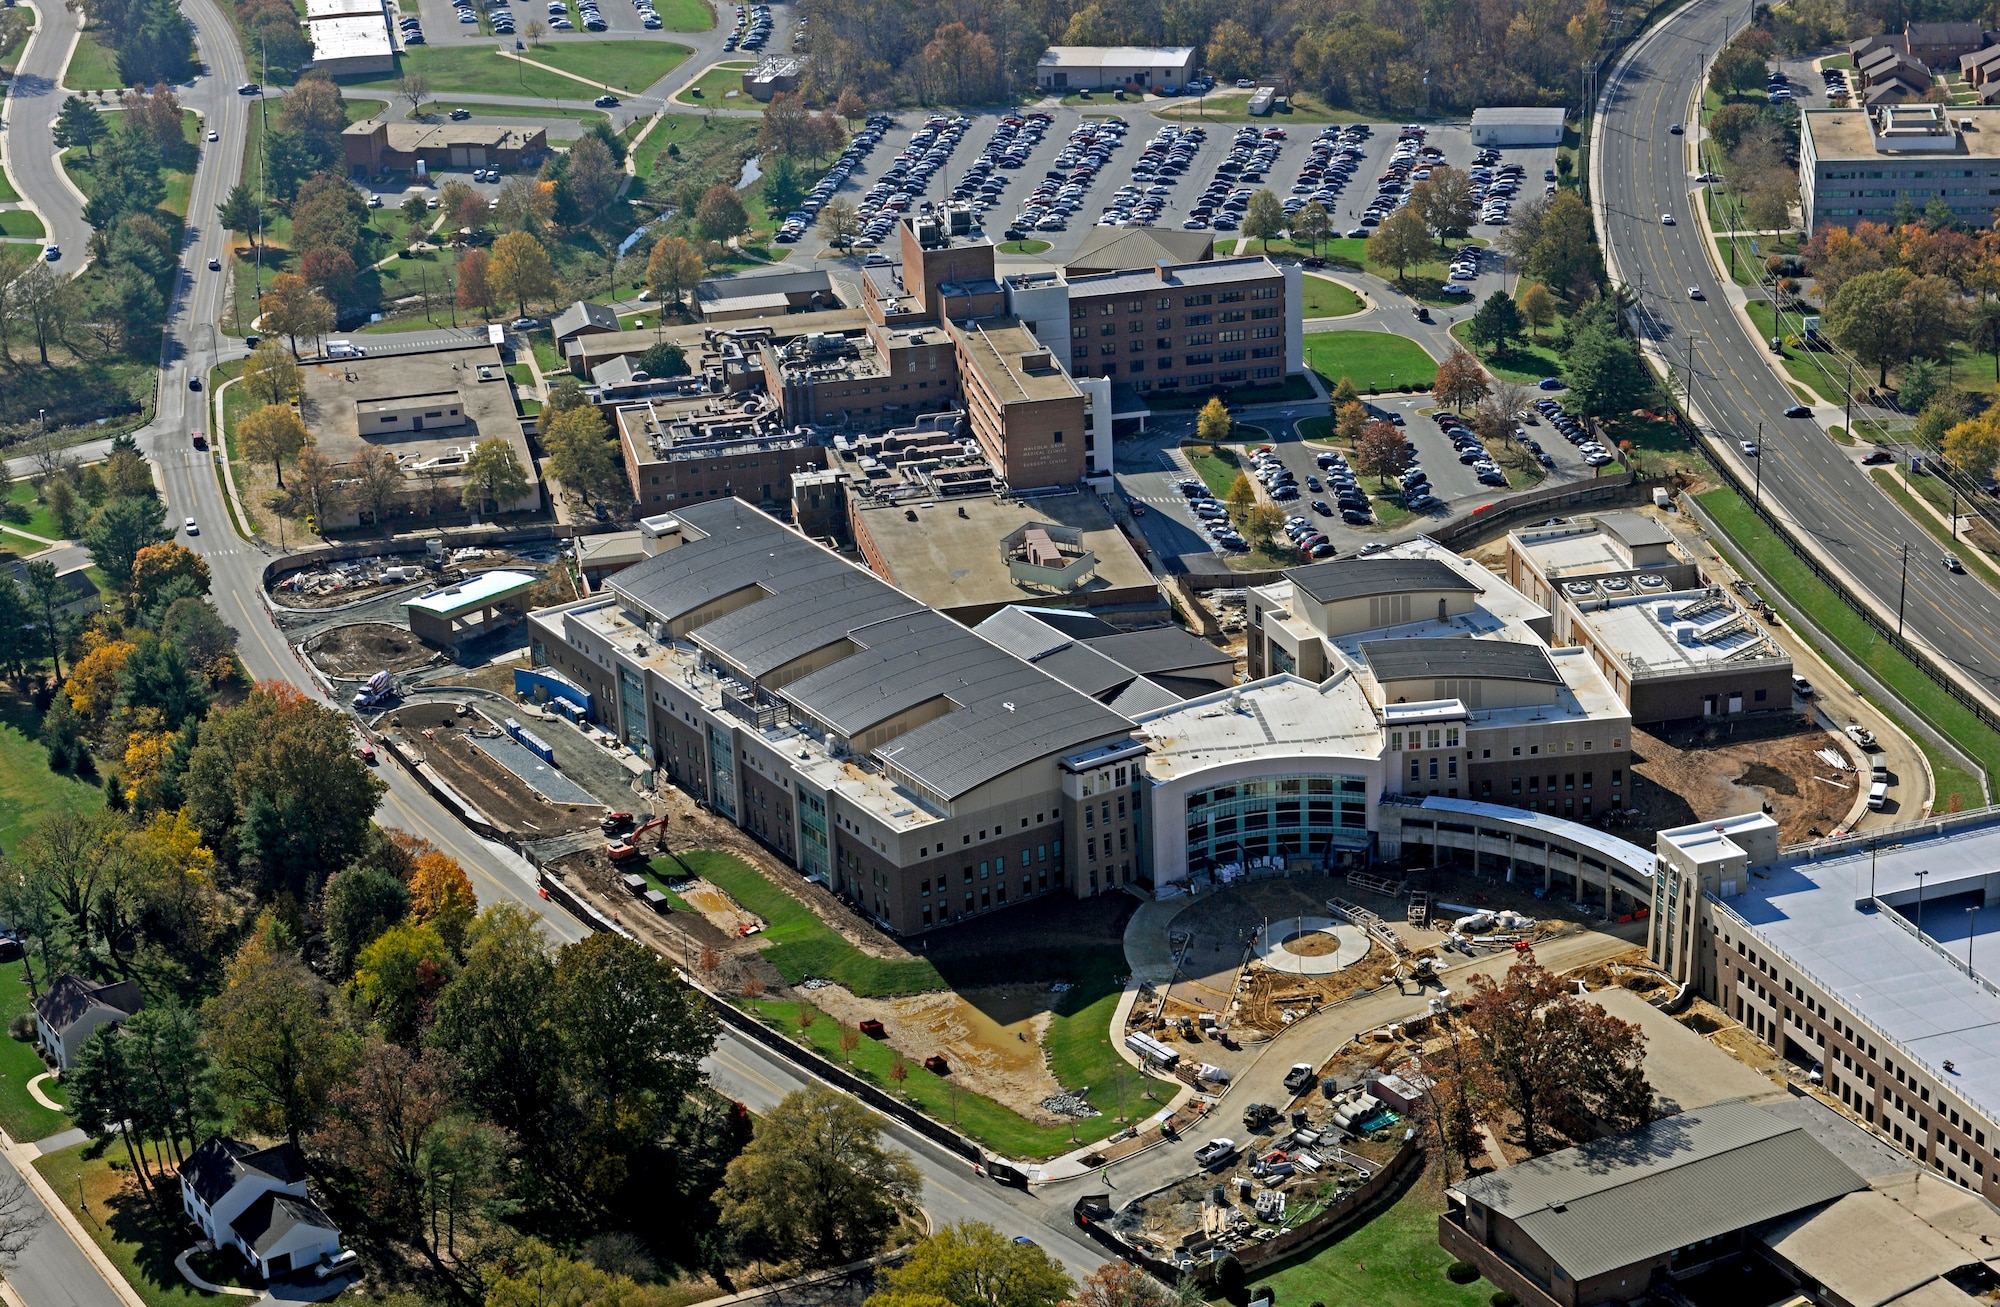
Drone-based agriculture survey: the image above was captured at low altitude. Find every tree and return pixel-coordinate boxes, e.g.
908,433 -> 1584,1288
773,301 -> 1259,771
1241,502 -> 1284,547
455,248 -> 493,319
1225,473 -> 1254,513
408,851 -> 477,953
544,405 -> 626,509
355,922 -> 456,1046
53,96 -> 108,159
1566,323 -> 1652,418
289,446 -> 346,530
117,636 -> 208,732
401,193 -> 431,242
694,184 -> 749,245
1334,399 -> 1366,445
1461,954 -> 1652,1154
1071,1264 -> 1171,1307
1196,396 -> 1233,443
321,867 -> 410,979
242,340 -> 299,408
460,437 -> 532,516
525,16 -> 546,43
13,263 -> 82,367
398,70 -> 431,116
202,920 -> 355,1147
494,175 -> 554,234
67,1026 -> 162,1198
349,445 -> 407,528
1945,410 -> 2000,482
1519,282 -> 1559,338
1468,291 -> 1524,351
259,274 -> 334,359
567,135 -> 621,218
1355,419 -> 1408,486
1708,39 -> 1766,97
130,542 -> 210,614
488,231 -> 556,318
1243,189 -> 1285,251
723,1086 -> 921,1267
1898,357 -> 1945,414
1970,300 -> 2000,381
238,403 -> 309,489
835,89 -> 867,128
763,156 -> 805,217
429,906 -> 563,1158
1290,201 -> 1331,254
868,1223 -> 1072,1307
485,1240 -> 673,1307
1204,19 -> 1264,82
217,185 -> 261,250
645,235 -> 706,313
84,496 -> 169,594
638,341 -> 688,378
22,560 -> 72,676
818,199 -> 861,254
1524,191 -> 1600,300
1413,165 -> 1476,245
759,92 -> 813,159
300,247 -> 358,307
1432,347 -> 1490,411
123,999 -> 214,1165
1366,206 -> 1432,282
313,1041 -> 470,1262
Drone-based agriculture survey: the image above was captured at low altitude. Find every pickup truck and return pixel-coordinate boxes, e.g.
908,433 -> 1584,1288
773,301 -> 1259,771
1283,1063 -> 1318,1095
1845,724 -> 1878,750
1193,1138 -> 1237,1168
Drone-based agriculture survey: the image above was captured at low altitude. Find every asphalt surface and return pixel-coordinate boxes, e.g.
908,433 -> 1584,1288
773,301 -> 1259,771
1596,0 -> 2000,713
4,1 -> 93,266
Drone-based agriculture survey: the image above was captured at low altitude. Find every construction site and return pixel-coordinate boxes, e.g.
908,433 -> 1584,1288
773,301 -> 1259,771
382,699 -> 609,837
302,622 -> 443,678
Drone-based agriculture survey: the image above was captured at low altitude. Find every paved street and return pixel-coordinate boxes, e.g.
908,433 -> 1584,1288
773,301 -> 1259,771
4,1 -> 92,266
1595,0 -> 2000,716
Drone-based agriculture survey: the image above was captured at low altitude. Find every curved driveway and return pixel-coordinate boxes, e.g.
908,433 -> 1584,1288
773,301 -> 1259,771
1595,0 -> 2000,715
3,2 -> 92,265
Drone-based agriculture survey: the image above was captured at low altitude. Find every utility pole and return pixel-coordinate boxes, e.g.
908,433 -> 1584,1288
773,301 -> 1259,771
1897,542 -> 1910,639
1845,360 -> 1853,436
1753,422 -> 1763,509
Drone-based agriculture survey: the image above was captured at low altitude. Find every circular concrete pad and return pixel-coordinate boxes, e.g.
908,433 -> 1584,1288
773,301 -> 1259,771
1255,917 -> 1370,975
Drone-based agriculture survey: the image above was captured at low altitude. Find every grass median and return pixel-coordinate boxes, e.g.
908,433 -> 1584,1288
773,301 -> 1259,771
1696,485 -> 1993,810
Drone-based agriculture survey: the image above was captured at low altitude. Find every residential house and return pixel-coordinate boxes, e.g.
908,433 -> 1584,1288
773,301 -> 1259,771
33,976 -> 141,1073
179,1138 -> 342,1280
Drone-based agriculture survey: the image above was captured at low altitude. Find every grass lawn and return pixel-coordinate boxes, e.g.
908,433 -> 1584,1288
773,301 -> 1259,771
1448,320 -> 1562,385
522,40 -> 693,94
63,29 -> 122,91
674,60 -> 756,107
4,479 -> 66,540
659,850 -> 947,995
997,239 -> 1051,255
0,963 -> 70,1144
1822,52 -> 1853,69
1260,1160 -> 1491,1307
633,113 -> 758,205
1302,275 -> 1363,318
0,170 -> 18,204
346,48 -> 591,100
0,211 -> 44,239
1181,441 -> 1242,497
1304,331 -> 1438,394
0,693 -> 105,868
1697,486 -> 1993,810
640,0 -> 714,28
36,1140 -> 224,1307
1743,301 -> 1850,406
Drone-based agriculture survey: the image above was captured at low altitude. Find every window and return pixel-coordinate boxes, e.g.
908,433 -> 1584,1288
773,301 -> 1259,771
1185,313 -> 1213,326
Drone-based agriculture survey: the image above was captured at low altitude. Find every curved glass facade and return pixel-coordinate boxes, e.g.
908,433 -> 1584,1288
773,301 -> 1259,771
1184,773 -> 1370,868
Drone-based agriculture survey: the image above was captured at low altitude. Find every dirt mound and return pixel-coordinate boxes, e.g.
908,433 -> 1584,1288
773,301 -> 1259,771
1627,716 -> 1852,844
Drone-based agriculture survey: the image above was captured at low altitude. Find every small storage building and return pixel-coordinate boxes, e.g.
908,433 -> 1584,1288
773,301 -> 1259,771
1469,107 -> 1567,147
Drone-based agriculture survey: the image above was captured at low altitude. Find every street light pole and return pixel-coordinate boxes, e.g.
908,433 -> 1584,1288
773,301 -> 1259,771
1969,904 -> 1979,972
1753,420 -> 1763,509
1897,542 -> 1910,639
1916,868 -> 1931,937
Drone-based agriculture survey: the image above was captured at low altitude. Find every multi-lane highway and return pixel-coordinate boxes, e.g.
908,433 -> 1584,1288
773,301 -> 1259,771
1595,0 -> 2000,715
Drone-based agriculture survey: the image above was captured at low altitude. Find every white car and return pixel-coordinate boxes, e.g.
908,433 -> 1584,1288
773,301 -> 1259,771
1660,212 -> 1675,225
206,129 -> 218,142
1687,286 -> 1705,300
183,517 -> 199,536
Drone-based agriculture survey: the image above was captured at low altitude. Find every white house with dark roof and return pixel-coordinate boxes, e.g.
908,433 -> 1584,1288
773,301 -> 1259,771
33,976 -> 142,1073
179,1138 -> 342,1279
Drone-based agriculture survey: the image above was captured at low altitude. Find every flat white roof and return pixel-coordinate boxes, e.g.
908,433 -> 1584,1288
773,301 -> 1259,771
1470,107 -> 1568,124
1581,588 -> 1785,676
305,0 -> 383,19
1415,796 -> 1654,876
1133,672 -> 1381,782
309,14 -> 393,57
404,569 -> 538,616
1722,809 -> 2000,1129
1037,45 -> 1196,68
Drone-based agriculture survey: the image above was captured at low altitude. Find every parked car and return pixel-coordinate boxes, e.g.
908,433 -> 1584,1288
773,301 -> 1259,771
1791,675 -> 1815,698
1194,1139 -> 1238,1168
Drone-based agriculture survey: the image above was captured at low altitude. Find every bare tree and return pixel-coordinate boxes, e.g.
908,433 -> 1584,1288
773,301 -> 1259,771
0,1168 -> 43,1267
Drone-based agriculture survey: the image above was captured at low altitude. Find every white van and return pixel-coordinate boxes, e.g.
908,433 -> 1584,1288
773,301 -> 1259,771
325,339 -> 364,358
1868,780 -> 1890,811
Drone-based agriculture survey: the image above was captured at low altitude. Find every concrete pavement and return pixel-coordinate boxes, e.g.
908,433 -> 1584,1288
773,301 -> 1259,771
2,2 -> 90,267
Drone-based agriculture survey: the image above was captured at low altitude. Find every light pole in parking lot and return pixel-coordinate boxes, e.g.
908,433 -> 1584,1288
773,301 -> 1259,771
1897,541 -> 1911,639
1915,868 -> 1931,937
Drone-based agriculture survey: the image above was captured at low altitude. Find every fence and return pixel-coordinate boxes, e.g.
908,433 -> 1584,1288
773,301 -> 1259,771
1676,409 -> 2000,743
1071,1134 -> 1426,1284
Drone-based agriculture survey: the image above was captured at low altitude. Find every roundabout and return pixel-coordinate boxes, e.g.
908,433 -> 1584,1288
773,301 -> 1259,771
1255,916 -> 1371,975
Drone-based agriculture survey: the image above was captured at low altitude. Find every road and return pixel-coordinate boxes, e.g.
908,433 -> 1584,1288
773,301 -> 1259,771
4,1 -> 92,265
1594,0 -> 2000,717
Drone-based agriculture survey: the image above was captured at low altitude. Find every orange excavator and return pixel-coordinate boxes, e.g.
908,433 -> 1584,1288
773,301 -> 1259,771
605,812 -> 669,862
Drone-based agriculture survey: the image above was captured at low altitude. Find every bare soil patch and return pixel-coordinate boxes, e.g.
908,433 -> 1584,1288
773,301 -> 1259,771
389,701 -> 602,835
1286,930 -> 1344,957
1627,715 -> 1855,845
305,622 -> 439,677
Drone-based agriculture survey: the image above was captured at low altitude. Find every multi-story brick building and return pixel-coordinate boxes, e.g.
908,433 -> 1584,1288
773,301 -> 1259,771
945,319 -> 1087,489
